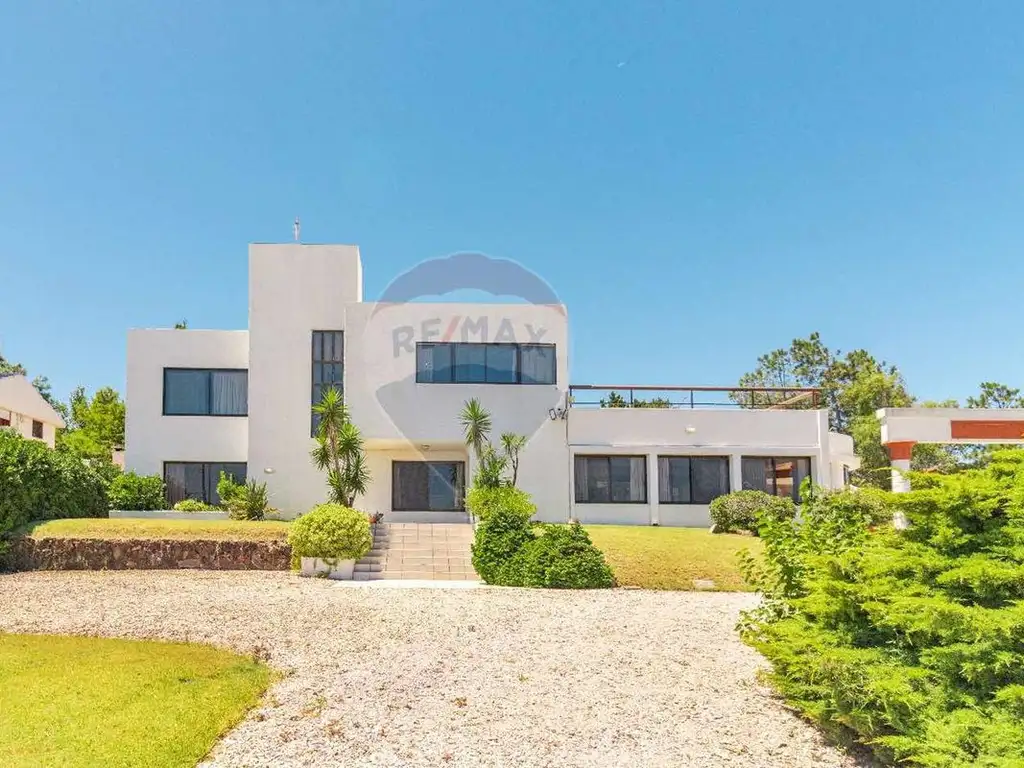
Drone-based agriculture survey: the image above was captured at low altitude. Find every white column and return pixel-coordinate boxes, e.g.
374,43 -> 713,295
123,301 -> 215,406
648,452 -> 660,526
729,453 -> 743,494
891,460 -> 912,494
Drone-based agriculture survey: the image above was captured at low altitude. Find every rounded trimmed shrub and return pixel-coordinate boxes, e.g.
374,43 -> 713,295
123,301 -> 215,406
471,504 -> 534,584
466,486 -> 536,522
107,472 -> 165,511
501,523 -> 615,589
287,503 -> 372,564
709,490 -> 795,534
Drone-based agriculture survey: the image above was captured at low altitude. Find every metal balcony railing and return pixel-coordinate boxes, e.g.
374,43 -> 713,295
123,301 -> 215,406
567,384 -> 822,410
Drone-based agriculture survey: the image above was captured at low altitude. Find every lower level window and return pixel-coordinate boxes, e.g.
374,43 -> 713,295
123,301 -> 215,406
574,455 -> 647,503
31,420 -> 43,439
741,457 -> 811,502
658,456 -> 730,504
392,461 -> 465,511
164,462 -> 247,505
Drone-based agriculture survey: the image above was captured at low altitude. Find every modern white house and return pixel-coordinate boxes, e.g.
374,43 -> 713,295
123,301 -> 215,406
125,243 -> 859,525
0,373 -> 66,448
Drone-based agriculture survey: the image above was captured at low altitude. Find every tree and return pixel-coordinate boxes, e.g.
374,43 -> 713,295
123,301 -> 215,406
600,391 -> 673,408
174,320 -> 188,330
459,398 -> 492,459
737,333 -> 913,487
458,399 -> 527,488
310,388 -> 370,506
966,381 -> 1024,409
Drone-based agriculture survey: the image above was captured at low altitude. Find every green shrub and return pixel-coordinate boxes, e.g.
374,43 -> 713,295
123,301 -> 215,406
107,472 -> 165,511
227,479 -> 270,521
466,486 -> 536,522
172,499 -> 219,512
501,523 -> 615,588
741,457 -> 1024,766
0,431 -> 107,539
471,504 -> 534,584
287,503 -> 372,564
217,471 -> 244,508
709,489 -> 795,533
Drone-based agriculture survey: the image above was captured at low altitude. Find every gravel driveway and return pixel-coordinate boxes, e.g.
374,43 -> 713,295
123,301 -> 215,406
0,572 -> 862,767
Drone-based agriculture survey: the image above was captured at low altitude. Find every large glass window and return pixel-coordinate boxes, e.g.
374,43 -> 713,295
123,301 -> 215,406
574,455 -> 647,504
392,461 -> 465,511
163,462 -> 246,505
163,369 -> 247,416
415,343 -> 556,385
658,456 -> 730,504
312,331 -> 344,435
741,457 -> 812,502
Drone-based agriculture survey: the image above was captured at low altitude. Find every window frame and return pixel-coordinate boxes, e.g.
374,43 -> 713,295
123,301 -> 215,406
162,461 -> 247,505
574,455 -> 648,504
31,419 -> 44,439
391,460 -> 466,512
658,455 -> 731,505
311,330 -> 345,436
741,456 -> 812,503
162,368 -> 248,417
414,342 -> 556,385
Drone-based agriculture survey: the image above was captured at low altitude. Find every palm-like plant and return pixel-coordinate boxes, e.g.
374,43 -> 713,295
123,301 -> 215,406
500,432 -> 527,487
459,397 -> 492,459
311,387 -> 370,507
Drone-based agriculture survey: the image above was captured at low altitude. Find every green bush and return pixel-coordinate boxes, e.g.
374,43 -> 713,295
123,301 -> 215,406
107,472 -> 165,511
471,504 -> 535,584
172,499 -> 219,512
740,457 -> 1024,767
287,503 -> 372,564
709,489 -> 795,533
0,431 -> 107,538
217,471 -> 244,508
466,486 -> 536,522
501,523 -> 615,588
227,479 -> 270,521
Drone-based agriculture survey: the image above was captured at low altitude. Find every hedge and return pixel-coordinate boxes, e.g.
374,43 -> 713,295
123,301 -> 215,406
0,431 -> 107,539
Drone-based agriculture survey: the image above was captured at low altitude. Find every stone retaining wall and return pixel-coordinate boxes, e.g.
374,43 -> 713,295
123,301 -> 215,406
5,538 -> 291,572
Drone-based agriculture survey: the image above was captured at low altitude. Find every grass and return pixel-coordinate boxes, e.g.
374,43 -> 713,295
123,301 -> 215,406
585,525 -> 763,591
19,518 -> 291,542
0,633 -> 273,768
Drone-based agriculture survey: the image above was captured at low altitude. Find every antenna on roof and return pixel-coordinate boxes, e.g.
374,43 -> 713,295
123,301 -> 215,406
293,217 -> 301,243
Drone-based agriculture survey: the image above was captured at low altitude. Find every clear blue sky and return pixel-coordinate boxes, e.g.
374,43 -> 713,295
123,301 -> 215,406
2,2 -> 1022,405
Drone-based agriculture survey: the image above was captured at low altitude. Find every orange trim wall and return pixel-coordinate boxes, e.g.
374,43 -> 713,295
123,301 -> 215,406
950,420 -> 1024,441
887,441 -> 915,461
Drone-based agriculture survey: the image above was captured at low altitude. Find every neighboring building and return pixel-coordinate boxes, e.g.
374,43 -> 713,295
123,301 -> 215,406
125,243 -> 858,524
0,374 -> 65,448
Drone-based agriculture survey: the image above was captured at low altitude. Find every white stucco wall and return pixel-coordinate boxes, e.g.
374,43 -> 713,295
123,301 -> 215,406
124,329 -> 249,477
247,244 -> 362,514
879,407 -> 1024,445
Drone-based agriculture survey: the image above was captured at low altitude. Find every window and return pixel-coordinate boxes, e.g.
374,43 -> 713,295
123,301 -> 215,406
415,343 -> 556,385
574,455 -> 647,503
742,457 -> 812,502
312,331 -> 344,435
163,462 -> 247,505
392,461 -> 465,511
658,456 -> 730,504
163,369 -> 248,416
31,420 -> 44,439
0,415 -> 10,427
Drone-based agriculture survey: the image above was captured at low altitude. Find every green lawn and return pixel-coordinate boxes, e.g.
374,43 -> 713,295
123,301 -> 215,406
585,525 -> 762,591
19,518 -> 291,542
0,633 -> 272,768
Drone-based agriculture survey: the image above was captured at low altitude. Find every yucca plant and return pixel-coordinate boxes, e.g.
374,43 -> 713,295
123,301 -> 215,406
459,397 -> 492,459
311,387 -> 370,507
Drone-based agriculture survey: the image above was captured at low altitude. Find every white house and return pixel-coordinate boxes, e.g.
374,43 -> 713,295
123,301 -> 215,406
125,243 -> 858,525
0,374 -> 66,448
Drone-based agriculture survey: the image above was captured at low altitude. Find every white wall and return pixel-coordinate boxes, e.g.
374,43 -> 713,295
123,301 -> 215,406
567,408 -> 835,527
247,244 -> 362,514
125,329 -> 249,476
